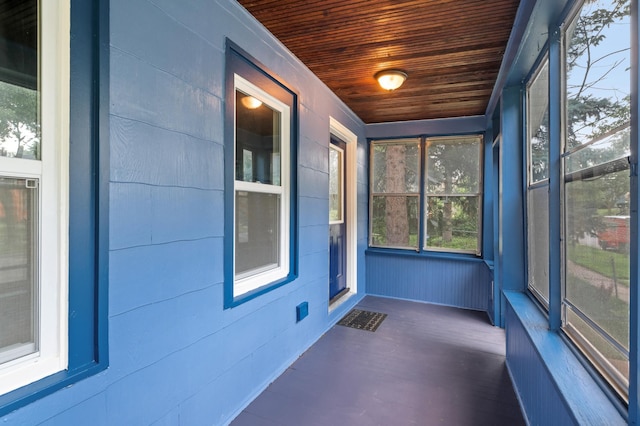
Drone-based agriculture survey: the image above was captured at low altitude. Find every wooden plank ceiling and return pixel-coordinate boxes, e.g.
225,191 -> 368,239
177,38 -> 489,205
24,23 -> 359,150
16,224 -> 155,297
237,0 -> 520,124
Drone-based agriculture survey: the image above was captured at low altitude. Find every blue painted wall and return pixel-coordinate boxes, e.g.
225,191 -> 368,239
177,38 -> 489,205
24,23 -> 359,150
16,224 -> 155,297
0,0 -> 367,424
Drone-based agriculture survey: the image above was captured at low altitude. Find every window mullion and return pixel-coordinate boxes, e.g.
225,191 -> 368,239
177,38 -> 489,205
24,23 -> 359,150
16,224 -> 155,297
235,180 -> 283,194
549,26 -> 563,331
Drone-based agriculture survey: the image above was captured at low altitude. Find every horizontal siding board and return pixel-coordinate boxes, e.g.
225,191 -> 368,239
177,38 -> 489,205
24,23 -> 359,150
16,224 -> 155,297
109,239 -> 223,316
110,48 -> 222,142
39,395 -> 109,426
111,0 -> 223,96
111,116 -> 224,190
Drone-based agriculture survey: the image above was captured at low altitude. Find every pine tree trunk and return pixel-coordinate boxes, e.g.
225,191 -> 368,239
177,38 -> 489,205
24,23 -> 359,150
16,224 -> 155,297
443,171 -> 453,243
385,145 -> 409,246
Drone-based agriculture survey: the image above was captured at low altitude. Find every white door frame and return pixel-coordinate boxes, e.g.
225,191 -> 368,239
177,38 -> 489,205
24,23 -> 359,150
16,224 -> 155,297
329,117 -> 357,310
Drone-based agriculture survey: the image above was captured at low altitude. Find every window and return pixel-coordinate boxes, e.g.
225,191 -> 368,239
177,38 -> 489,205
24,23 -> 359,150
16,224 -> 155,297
526,58 -> 550,303
562,0 -> 630,398
424,136 -> 482,254
329,143 -> 344,224
369,135 -> 482,255
224,42 -> 297,306
0,0 -> 107,414
0,0 -> 68,395
369,139 -> 420,249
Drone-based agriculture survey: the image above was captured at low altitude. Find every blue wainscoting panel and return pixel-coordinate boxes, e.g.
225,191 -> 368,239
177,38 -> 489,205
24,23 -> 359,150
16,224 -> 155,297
366,251 -> 490,311
505,297 -> 574,426
505,291 -> 625,426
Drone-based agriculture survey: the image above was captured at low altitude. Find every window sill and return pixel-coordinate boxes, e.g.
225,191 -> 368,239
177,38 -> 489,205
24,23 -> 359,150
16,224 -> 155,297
0,361 -> 107,417
365,247 -> 484,263
225,272 -> 297,309
503,291 -> 626,425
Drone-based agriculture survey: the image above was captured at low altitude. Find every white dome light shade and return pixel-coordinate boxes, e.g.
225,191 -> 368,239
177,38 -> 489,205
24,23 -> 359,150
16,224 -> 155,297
375,70 -> 408,91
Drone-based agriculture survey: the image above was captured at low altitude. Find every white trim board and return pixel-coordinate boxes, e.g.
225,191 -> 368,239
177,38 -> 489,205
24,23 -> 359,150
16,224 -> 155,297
329,117 -> 358,312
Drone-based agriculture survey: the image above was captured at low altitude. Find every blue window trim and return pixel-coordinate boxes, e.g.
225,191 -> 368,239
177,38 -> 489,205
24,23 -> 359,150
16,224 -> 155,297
0,0 -> 109,416
547,25 -> 563,331
364,247 -> 485,263
223,40 -> 299,308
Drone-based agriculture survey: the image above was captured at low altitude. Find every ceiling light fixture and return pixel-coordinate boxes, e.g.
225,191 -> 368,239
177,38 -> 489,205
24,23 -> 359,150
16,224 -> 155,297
375,70 -> 408,91
241,95 -> 262,109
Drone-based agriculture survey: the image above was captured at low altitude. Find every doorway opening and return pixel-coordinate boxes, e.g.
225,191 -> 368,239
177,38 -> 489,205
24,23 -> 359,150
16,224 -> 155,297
328,117 -> 357,309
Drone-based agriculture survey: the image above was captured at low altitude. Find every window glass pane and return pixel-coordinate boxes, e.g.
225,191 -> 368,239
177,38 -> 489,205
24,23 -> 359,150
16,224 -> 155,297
235,90 -> 281,185
565,0 -> 630,152
229,66 -> 294,301
565,168 -> 629,375
329,146 -> 343,222
528,60 -> 549,183
371,142 -> 419,194
426,137 -> 480,194
565,125 -> 630,175
562,0 -> 631,397
527,184 -> 549,301
425,196 -> 479,252
235,191 -> 280,277
566,309 -> 628,383
371,195 -> 419,248
0,0 -> 40,160
0,177 -> 38,364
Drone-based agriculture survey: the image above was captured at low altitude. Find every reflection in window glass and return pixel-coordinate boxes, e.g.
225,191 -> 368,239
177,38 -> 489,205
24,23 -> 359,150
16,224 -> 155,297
0,177 -> 38,364
0,0 -> 40,160
564,128 -> 630,175
0,0 -> 42,371
235,90 -> 281,185
0,82 -> 40,159
242,149 -> 253,182
329,146 -> 343,222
